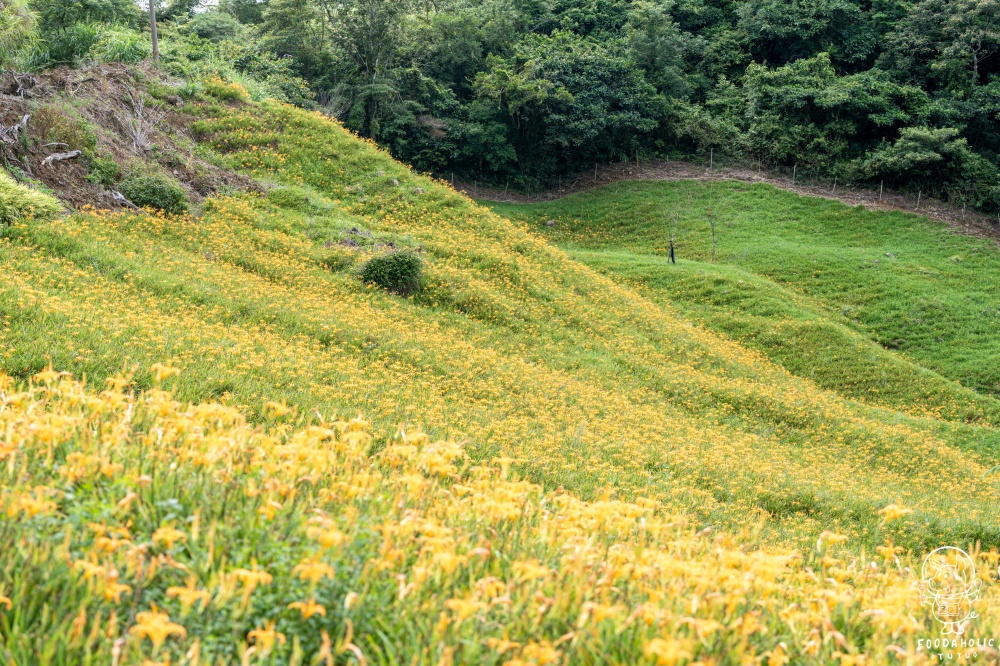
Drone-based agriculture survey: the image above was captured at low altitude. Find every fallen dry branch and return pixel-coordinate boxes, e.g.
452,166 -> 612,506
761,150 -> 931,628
15,73 -> 36,96
0,114 -> 29,145
42,150 -> 82,168
68,77 -> 96,95
111,190 -> 138,210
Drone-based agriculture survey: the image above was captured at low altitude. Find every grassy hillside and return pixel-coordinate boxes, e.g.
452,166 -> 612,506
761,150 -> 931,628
4,98 -> 998,541
4,93 -> 1000,661
490,182 -> 1000,421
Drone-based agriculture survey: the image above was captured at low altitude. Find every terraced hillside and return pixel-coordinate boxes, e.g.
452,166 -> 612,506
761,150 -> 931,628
3,91 -> 1000,662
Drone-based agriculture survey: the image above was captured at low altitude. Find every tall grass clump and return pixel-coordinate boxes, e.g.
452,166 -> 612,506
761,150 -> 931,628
0,0 -> 36,67
92,25 -> 149,64
27,22 -> 99,69
0,171 -> 61,224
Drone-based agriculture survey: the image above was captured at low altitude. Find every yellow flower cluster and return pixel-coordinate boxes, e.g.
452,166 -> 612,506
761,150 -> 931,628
3,97 -> 1000,560
0,368 -> 998,663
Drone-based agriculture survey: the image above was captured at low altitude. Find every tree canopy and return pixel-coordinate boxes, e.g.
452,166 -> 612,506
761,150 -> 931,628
9,0 -> 1000,205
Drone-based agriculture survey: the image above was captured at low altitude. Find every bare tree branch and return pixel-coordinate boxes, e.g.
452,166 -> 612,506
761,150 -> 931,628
111,190 -> 139,210
115,86 -> 165,153
0,114 -> 28,145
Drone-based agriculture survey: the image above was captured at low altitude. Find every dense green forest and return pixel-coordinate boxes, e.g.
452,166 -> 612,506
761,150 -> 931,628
6,0 -> 1000,205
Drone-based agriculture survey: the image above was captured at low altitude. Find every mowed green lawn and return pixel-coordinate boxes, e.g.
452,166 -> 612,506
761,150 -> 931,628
489,180 -> 1000,424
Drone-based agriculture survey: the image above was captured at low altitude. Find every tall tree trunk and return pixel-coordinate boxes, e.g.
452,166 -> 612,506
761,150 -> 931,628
971,44 -> 979,86
149,0 -> 159,62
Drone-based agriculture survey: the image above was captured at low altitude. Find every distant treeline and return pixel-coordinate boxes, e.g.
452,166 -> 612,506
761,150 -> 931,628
14,0 -> 1000,205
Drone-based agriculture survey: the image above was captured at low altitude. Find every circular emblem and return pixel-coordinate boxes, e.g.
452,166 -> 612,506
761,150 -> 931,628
921,546 -> 982,635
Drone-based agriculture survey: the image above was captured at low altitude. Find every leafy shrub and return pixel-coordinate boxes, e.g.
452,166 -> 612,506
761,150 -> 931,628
267,186 -> 313,210
31,105 -> 97,152
31,0 -> 141,32
157,23 -> 313,106
856,127 -> 1000,209
159,0 -> 200,21
188,11 -> 244,41
93,26 -> 150,63
202,75 -> 250,102
226,44 -> 314,105
85,155 -> 121,187
0,171 -> 61,224
119,173 -> 187,214
360,250 -> 423,295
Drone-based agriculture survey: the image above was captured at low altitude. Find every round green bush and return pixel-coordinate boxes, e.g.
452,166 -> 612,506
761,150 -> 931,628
360,250 -> 422,296
120,174 -> 187,214
267,186 -> 312,210
189,11 -> 244,41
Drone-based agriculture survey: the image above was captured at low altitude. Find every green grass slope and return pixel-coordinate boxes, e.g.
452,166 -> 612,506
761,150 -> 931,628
3,100 -> 1000,554
490,181 -> 1000,423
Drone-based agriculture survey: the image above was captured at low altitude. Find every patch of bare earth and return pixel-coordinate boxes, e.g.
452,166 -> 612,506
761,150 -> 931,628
0,64 -> 258,211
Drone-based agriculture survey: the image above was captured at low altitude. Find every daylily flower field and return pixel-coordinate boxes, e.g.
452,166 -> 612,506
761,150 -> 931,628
2,94 -> 1000,663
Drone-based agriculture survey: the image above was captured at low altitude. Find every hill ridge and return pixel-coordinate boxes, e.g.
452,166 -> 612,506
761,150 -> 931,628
463,159 -> 1000,247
